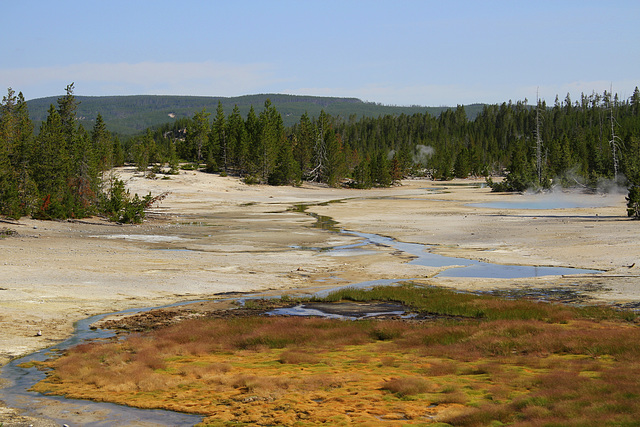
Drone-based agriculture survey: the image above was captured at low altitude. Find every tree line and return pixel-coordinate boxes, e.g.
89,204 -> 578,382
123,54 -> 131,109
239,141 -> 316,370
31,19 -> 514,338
3,84 -> 640,221
132,88 -> 640,186
0,84 -> 153,222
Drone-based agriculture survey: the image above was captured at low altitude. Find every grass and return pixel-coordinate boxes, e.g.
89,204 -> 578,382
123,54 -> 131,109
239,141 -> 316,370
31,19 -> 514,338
316,283 -> 634,322
30,284 -> 640,426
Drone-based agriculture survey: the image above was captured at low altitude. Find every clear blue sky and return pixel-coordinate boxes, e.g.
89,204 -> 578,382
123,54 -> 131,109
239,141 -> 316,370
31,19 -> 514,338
2,0 -> 639,106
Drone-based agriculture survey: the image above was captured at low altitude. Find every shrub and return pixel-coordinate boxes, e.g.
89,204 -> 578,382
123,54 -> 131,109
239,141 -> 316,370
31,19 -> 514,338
99,176 -> 165,224
381,376 -> 435,397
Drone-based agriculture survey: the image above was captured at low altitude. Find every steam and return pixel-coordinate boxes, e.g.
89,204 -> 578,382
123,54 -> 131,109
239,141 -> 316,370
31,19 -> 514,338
414,145 -> 434,164
541,165 -> 629,196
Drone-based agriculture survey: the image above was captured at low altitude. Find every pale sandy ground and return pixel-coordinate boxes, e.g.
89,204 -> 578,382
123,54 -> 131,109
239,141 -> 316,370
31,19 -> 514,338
1,166 -> 639,425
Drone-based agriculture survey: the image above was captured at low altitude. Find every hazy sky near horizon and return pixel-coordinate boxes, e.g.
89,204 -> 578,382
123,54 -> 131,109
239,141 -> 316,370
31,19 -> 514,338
3,0 -> 639,106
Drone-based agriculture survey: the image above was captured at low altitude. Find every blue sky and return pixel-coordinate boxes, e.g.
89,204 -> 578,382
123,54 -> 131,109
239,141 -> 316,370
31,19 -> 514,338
2,0 -> 639,106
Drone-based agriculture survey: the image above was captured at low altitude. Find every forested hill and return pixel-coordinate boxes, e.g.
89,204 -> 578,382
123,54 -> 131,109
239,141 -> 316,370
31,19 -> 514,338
25,93 -> 485,135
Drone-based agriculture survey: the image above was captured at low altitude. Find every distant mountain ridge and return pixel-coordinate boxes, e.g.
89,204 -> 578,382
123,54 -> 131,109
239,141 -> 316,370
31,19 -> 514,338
25,93 -> 485,135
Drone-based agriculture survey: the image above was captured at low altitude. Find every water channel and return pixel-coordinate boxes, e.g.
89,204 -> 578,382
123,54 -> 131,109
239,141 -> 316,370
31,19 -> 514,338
1,201 -> 604,426
0,302 -> 206,426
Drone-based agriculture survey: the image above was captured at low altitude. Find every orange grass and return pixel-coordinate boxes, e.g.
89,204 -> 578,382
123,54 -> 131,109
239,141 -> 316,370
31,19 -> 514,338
31,286 -> 640,426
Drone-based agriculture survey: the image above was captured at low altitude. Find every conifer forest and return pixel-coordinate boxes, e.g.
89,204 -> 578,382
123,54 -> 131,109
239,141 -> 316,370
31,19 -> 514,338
2,84 -> 640,221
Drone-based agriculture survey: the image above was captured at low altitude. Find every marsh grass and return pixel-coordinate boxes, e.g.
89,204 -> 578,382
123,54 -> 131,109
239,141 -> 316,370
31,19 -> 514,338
317,283 -> 634,322
32,284 -> 640,426
381,376 -> 435,397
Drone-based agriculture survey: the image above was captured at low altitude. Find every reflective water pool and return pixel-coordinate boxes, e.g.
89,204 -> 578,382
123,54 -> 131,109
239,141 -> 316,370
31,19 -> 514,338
346,231 -> 602,279
469,192 -> 620,210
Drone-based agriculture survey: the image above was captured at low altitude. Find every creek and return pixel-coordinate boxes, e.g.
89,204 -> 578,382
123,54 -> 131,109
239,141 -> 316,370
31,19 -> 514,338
0,303 -> 205,426
345,231 -> 602,278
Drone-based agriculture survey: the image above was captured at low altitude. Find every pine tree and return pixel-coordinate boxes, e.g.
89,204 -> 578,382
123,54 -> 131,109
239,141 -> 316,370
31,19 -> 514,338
352,156 -> 372,188
322,129 -> 345,186
294,112 -> 314,177
210,102 -> 228,172
370,150 -> 391,186
309,110 -> 330,182
33,105 -> 70,218
13,92 -> 38,216
133,129 -> 156,174
631,87 -> 640,117
57,83 -> 79,145
112,136 -> 125,167
257,100 -> 283,182
92,113 -> 112,171
245,106 -> 261,179
0,88 -> 20,217
227,105 -> 248,174
268,136 -> 300,186
70,126 -> 98,216
187,108 -> 210,165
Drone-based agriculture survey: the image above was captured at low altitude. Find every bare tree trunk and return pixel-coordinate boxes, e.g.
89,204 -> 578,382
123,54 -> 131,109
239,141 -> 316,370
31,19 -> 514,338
609,85 -> 621,182
535,88 -> 543,185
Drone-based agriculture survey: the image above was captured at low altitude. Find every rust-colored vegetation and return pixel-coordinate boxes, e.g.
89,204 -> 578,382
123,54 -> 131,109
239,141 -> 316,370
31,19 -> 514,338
32,284 -> 640,426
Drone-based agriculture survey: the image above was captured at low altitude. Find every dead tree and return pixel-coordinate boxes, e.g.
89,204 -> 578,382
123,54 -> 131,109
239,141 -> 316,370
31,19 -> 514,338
535,88 -> 543,185
608,85 -> 622,182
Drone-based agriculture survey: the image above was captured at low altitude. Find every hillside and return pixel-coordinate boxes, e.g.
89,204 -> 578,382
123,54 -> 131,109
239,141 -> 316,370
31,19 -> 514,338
25,93 -> 485,135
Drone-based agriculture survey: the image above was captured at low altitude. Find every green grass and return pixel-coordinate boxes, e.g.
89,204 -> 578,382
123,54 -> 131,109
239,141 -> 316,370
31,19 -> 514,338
315,283 -> 636,322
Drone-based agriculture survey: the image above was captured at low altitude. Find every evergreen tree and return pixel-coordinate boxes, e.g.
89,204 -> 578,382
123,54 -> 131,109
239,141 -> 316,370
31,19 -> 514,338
257,99 -> 282,182
57,83 -> 79,145
245,106 -> 261,179
454,146 -> 471,178
309,110 -> 330,182
69,126 -> 98,216
631,87 -> 640,117
268,135 -> 300,186
112,136 -> 125,167
322,128 -> 345,186
133,129 -> 156,174
187,108 -> 210,165
92,113 -> 112,171
210,102 -> 228,172
33,105 -> 70,218
370,150 -> 392,186
227,104 -> 248,174
0,88 -> 20,217
352,156 -> 372,188
13,92 -> 38,216
294,112 -> 314,177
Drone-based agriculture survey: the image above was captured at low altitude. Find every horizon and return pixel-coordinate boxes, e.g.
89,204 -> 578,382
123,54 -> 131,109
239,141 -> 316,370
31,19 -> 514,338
24,89 -> 639,110
24,91 -> 485,108
3,1 -> 640,107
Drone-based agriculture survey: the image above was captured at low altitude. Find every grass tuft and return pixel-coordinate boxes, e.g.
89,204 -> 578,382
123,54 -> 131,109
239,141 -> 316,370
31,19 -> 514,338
381,376 -> 435,397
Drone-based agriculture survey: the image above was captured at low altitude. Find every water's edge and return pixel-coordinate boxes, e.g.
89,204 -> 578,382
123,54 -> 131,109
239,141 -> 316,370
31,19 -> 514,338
1,217 -> 603,425
0,302 -> 206,427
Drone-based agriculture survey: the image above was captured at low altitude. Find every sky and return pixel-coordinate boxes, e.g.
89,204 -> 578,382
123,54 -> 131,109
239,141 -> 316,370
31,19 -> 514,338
2,0 -> 639,107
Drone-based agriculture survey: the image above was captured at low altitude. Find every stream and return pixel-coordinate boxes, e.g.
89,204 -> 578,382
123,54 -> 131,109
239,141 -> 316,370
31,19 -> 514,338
346,231 -> 602,278
0,303 -> 205,426
1,207 -> 604,426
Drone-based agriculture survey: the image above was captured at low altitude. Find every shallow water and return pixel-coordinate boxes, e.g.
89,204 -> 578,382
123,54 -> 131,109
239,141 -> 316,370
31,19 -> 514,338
267,302 -> 408,319
469,192 -> 619,210
0,303 -> 204,426
344,231 -> 602,278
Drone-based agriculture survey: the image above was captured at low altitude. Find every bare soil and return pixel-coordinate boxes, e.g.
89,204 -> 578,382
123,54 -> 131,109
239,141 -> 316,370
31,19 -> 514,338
1,167 -> 639,425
